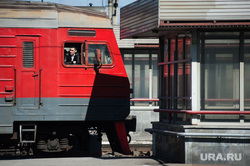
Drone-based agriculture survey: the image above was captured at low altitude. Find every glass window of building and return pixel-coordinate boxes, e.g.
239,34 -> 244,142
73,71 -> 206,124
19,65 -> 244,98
121,49 -> 159,106
199,31 -> 250,122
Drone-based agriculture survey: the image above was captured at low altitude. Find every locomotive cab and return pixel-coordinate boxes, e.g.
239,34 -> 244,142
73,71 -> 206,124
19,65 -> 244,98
0,2 -> 132,157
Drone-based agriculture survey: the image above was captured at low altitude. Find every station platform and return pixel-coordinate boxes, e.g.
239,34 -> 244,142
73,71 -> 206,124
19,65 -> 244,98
0,157 -> 192,166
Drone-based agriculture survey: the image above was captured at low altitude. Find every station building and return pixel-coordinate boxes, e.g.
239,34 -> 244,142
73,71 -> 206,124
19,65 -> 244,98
121,0 -> 250,164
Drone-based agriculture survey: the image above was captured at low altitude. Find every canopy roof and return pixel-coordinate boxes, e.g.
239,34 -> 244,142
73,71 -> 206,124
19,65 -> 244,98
120,0 -> 250,39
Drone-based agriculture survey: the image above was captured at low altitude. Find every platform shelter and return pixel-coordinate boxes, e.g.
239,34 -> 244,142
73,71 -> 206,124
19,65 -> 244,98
121,0 -> 250,165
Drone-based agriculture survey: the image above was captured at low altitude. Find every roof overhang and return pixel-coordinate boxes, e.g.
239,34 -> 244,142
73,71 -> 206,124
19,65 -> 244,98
120,0 -> 250,39
132,21 -> 250,38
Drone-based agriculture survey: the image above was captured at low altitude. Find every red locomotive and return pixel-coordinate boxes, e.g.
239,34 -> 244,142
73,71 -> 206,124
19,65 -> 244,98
0,1 -> 133,156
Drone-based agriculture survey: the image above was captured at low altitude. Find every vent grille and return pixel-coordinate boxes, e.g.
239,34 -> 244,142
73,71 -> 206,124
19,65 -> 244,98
68,30 -> 96,37
23,42 -> 34,68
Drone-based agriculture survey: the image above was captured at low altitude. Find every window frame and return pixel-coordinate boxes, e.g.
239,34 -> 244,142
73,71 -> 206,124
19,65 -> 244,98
200,32 -> 241,111
121,49 -> 159,106
62,40 -> 115,68
62,40 -> 85,68
85,41 -> 115,68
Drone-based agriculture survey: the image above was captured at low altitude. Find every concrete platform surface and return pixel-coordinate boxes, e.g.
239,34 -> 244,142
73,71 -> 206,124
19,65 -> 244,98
0,157 -> 194,166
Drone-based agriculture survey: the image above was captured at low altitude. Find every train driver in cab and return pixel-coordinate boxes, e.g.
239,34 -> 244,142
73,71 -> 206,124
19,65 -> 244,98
65,46 -> 81,64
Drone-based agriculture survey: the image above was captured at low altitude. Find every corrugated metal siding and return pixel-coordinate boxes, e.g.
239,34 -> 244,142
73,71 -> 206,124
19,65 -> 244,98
159,0 -> 250,21
120,0 -> 159,39
120,0 -> 250,39
0,1 -> 111,29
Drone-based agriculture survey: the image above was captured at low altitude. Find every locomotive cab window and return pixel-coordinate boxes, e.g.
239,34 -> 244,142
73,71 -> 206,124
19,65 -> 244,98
87,43 -> 113,65
64,43 -> 85,65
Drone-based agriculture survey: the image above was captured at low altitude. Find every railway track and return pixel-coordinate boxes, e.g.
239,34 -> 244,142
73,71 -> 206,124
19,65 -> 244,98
102,144 -> 152,157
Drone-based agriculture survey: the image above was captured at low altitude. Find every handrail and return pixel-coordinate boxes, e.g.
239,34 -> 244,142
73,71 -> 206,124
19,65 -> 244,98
154,109 -> 250,114
157,98 -> 250,101
130,98 -> 159,102
158,59 -> 191,65
204,99 -> 250,102
154,109 -> 250,123
159,97 -> 190,100
205,99 -> 239,102
14,68 -> 16,106
39,67 -> 43,106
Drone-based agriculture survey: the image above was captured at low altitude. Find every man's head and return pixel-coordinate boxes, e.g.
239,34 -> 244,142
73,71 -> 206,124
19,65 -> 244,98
69,47 -> 77,56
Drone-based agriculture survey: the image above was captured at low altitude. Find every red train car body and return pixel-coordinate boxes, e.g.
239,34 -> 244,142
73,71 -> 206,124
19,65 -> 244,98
0,1 -> 131,156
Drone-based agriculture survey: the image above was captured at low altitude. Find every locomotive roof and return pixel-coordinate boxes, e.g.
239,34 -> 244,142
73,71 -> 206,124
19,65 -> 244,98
0,1 -> 112,29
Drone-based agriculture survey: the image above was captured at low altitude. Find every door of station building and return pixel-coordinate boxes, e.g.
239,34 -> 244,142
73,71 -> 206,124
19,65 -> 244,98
17,36 -> 40,110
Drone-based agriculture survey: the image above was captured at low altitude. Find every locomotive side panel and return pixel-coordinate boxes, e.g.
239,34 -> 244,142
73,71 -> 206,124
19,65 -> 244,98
0,34 -> 17,133
0,28 -> 129,124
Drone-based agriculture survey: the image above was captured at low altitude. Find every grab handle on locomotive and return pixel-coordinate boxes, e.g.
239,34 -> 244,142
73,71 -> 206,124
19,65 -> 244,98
32,73 -> 39,77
